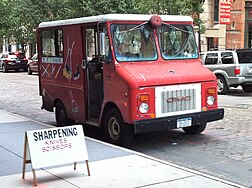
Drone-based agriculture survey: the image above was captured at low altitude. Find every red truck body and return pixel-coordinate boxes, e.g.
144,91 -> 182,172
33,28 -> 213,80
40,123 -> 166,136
37,14 -> 224,145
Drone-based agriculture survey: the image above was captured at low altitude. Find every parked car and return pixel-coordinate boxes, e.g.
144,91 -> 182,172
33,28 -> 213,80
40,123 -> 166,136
201,49 -> 252,94
27,53 -> 38,75
0,52 -> 28,72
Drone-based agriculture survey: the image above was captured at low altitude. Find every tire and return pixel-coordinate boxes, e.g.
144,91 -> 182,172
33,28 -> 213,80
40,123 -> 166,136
242,85 -> 252,93
55,101 -> 75,126
216,75 -> 229,94
104,108 -> 133,146
2,65 -> 7,73
28,66 -> 32,75
182,123 -> 207,135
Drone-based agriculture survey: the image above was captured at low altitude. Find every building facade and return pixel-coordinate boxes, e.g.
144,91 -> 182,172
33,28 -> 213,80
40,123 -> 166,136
200,0 -> 252,51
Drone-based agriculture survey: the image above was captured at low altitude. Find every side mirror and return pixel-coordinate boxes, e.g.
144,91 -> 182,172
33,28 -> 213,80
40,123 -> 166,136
99,32 -> 106,56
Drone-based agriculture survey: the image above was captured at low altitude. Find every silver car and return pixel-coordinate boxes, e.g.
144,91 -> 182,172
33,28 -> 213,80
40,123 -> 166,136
201,49 -> 252,94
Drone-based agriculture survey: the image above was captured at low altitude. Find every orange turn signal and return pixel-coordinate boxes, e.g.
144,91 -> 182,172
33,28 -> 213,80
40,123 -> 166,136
139,94 -> 149,102
207,88 -> 215,94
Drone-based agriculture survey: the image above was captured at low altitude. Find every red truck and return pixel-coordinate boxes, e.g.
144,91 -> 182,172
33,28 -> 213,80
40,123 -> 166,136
37,14 -> 224,145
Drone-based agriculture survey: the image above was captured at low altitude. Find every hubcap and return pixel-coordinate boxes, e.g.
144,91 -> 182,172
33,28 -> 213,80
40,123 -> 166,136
217,78 -> 224,92
108,117 -> 120,140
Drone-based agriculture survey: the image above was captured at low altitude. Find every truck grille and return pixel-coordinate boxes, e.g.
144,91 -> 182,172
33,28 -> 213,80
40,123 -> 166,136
155,84 -> 201,118
161,89 -> 196,113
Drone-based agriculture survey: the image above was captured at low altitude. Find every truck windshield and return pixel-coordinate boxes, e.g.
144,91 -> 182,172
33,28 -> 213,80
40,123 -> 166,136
157,24 -> 198,60
110,24 -> 157,62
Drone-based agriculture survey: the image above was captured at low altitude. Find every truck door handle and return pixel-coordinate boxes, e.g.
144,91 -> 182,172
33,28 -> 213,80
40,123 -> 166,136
82,60 -> 87,69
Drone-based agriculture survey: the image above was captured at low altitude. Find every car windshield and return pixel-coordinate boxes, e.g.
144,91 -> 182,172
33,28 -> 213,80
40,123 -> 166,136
157,24 -> 198,60
110,23 -> 157,62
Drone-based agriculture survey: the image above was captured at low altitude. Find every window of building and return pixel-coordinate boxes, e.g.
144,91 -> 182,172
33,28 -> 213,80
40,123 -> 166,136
214,0 -> 219,23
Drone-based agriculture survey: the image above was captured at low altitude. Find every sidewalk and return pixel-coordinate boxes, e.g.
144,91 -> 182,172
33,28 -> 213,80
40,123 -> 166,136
0,109 -> 247,188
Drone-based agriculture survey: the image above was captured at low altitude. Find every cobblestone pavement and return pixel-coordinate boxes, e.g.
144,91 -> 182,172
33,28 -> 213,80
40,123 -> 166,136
0,72 -> 251,187
130,91 -> 252,187
208,107 -> 252,163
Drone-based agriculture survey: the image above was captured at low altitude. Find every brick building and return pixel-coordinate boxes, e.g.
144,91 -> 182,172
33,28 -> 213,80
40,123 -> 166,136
200,0 -> 252,51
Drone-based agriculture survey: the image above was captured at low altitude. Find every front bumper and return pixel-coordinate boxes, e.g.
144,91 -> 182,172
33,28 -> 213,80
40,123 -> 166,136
134,108 -> 224,133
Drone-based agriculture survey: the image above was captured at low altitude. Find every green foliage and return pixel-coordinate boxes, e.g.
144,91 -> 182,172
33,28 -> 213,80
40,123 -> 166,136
0,0 -> 204,53
136,0 -> 203,15
66,0 -> 139,17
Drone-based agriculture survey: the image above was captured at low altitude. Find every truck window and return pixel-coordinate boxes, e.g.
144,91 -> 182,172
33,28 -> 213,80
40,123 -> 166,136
158,24 -> 198,60
205,53 -> 218,65
221,52 -> 234,64
41,29 -> 63,57
110,24 -> 157,62
87,26 -> 110,62
86,28 -> 96,59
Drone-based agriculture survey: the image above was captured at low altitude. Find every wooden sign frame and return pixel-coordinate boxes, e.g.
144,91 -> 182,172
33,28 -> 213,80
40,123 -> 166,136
22,125 -> 90,186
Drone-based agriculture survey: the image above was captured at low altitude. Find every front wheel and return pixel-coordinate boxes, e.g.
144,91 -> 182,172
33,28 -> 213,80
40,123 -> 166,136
104,108 -> 133,146
182,123 -> 207,135
55,101 -> 75,126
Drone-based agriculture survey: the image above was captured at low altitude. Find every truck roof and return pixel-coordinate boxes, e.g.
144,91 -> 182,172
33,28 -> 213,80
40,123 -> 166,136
38,14 -> 193,28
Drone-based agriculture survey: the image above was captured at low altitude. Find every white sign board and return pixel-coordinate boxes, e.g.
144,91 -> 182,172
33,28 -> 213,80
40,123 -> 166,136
26,125 -> 88,169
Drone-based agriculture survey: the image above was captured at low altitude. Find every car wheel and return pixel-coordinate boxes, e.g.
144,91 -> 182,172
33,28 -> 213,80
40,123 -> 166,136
182,123 -> 207,135
28,66 -> 32,75
216,75 -> 229,94
2,65 -> 8,73
242,85 -> 252,93
55,101 -> 75,126
104,108 -> 133,146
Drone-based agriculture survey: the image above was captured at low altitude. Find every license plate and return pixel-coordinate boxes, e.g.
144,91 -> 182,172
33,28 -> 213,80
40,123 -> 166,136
177,117 -> 192,128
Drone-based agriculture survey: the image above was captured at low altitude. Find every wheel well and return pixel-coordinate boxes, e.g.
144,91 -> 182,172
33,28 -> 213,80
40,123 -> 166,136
215,73 -> 229,85
216,74 -> 223,77
100,102 -> 120,128
54,98 -> 63,109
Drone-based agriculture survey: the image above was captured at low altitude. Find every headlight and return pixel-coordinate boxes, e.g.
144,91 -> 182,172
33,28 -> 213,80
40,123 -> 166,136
139,103 -> 149,113
207,96 -> 215,105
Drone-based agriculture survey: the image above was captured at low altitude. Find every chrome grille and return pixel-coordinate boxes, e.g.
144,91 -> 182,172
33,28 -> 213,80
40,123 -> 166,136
161,88 -> 196,113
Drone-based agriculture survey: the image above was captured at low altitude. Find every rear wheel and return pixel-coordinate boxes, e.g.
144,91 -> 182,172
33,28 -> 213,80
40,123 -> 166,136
242,85 -> 252,93
104,108 -> 133,146
182,123 -> 207,135
55,101 -> 75,126
2,65 -> 7,73
216,75 -> 229,94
